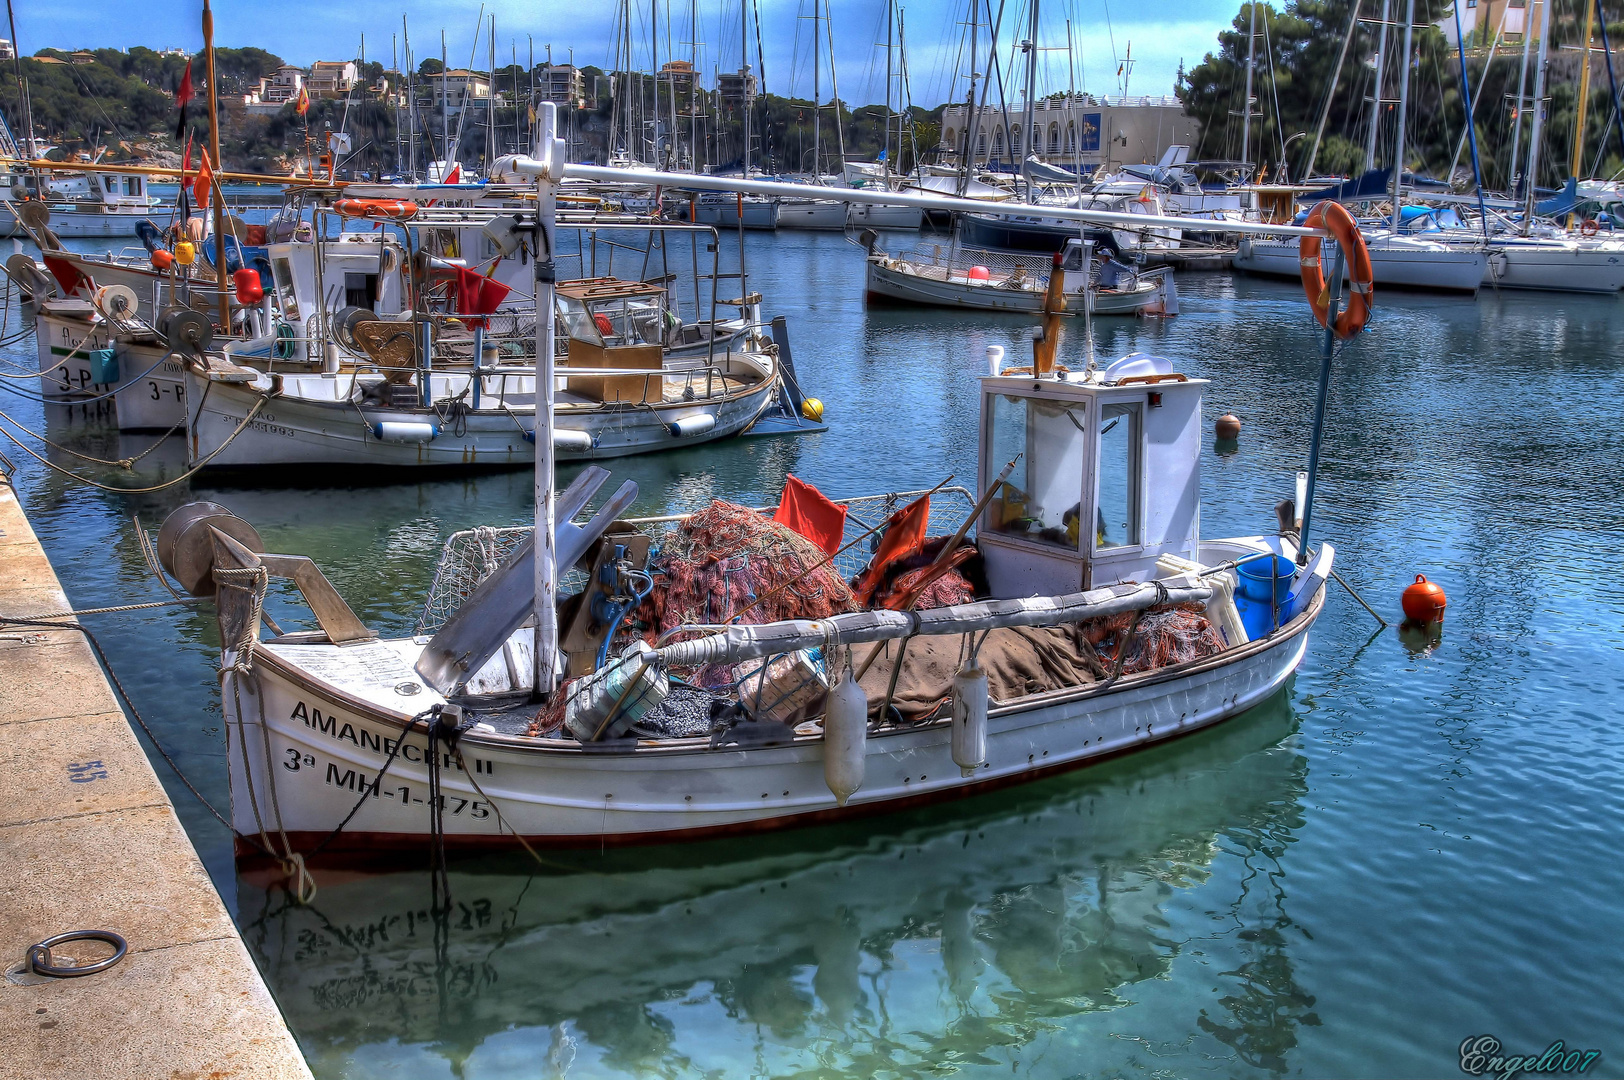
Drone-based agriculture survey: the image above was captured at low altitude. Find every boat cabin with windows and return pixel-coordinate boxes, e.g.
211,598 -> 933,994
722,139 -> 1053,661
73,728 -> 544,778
978,356 -> 1203,598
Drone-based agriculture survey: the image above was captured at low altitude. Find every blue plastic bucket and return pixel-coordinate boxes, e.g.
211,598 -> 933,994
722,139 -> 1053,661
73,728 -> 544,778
88,348 -> 119,385
1234,555 -> 1297,640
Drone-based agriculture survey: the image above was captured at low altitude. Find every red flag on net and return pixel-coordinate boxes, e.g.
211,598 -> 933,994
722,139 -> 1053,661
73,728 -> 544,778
772,474 -> 847,558
850,493 -> 931,605
175,59 -> 193,138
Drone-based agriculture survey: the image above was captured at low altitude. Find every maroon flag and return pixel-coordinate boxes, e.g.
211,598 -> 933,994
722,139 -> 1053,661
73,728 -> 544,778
175,59 -> 193,139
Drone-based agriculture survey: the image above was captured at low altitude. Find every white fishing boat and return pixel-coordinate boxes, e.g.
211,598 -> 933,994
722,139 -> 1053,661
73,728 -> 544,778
182,275 -> 792,469
1234,231 -> 1488,293
40,171 -> 161,237
864,236 -> 1172,316
152,108 -> 1359,864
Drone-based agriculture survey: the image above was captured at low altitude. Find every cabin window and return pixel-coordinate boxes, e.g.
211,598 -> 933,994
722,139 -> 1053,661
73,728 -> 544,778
103,177 -> 116,193
344,272 -> 378,310
986,394 -> 1088,550
1095,402 -> 1141,550
271,258 -> 300,321
125,178 -> 139,196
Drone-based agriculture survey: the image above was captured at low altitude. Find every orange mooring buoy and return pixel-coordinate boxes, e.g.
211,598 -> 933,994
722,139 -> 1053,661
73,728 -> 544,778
1401,574 -> 1447,623
1216,414 -> 1242,440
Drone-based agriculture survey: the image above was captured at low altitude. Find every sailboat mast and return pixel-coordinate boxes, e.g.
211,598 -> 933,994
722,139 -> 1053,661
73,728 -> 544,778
1509,0 -> 1535,195
813,0 -> 821,175
1241,1 -> 1256,170
1021,0 -> 1037,190
441,32 -> 450,166
884,0 -> 894,184
1366,0 -> 1389,171
1571,0 -> 1597,183
488,17 -> 496,169
1387,0 -> 1413,232
826,4 -> 847,170
1522,0 -> 1553,232
202,0 -> 228,330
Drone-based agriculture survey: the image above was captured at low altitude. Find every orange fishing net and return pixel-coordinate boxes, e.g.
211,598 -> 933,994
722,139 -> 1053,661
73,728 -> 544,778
1086,603 -> 1227,674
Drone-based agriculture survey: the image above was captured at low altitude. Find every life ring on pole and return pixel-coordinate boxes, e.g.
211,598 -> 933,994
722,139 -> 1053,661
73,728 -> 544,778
1580,218 -> 1599,237
1299,200 -> 1373,340
334,198 -> 419,221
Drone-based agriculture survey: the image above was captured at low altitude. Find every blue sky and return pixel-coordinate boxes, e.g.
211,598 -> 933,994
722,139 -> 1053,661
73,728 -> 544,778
15,0 -> 1240,105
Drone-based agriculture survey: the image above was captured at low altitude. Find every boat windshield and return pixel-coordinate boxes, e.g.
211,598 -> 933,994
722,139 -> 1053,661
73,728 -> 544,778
985,393 -> 1088,549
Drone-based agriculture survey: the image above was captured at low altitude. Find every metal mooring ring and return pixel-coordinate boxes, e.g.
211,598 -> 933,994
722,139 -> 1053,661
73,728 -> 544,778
26,930 -> 128,978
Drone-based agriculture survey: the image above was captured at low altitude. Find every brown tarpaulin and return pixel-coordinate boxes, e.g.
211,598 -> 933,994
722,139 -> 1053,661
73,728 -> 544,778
858,624 -> 1107,719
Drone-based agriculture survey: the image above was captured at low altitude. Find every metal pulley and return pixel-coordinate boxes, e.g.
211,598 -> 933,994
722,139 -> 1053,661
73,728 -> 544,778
93,284 -> 139,320
4,252 -> 52,299
161,308 -> 214,354
16,200 -> 50,231
156,502 -> 265,597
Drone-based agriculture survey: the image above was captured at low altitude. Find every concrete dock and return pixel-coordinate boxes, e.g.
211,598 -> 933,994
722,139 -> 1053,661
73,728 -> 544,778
0,479 -> 312,1079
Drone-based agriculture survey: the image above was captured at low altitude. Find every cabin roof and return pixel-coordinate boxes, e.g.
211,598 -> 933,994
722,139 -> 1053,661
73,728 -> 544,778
557,277 -> 665,302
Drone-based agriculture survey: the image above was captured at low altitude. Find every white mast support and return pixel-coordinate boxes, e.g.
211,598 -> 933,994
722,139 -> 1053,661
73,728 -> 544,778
1388,0 -> 1414,233
1509,0 -> 1536,196
559,163 -> 1328,238
1367,0 -> 1390,172
1523,0 -> 1553,233
518,102 -> 566,697
1242,0 -> 1256,169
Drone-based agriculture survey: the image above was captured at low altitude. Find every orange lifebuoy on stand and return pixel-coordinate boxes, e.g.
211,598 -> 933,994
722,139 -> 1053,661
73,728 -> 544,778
1298,200 -> 1374,340
1580,218 -> 1600,237
334,198 -> 419,220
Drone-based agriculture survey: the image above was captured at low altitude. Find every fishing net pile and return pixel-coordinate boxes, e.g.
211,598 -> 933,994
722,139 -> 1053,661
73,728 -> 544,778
633,500 -> 859,642
858,603 -> 1228,721
860,535 -> 978,611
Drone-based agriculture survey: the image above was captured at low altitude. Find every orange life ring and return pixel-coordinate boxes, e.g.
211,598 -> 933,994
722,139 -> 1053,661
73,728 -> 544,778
1580,218 -> 1600,237
334,198 -> 419,220
1298,200 -> 1373,340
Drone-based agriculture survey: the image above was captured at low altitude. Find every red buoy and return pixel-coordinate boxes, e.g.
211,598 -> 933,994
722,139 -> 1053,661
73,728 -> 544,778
233,268 -> 264,306
1216,414 -> 1242,439
1401,574 -> 1447,623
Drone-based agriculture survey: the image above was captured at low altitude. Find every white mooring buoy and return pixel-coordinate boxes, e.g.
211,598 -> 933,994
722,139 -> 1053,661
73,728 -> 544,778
951,659 -> 989,776
823,666 -> 868,807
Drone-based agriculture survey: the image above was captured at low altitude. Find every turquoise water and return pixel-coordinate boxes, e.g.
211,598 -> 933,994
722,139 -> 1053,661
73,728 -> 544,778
4,230 -> 1623,1077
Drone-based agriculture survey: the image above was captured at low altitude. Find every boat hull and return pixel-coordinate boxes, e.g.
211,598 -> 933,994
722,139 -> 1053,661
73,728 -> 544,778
1480,242 -> 1624,292
775,199 -> 848,230
848,203 -> 924,230
865,257 -> 1160,314
186,367 -> 782,468
1235,236 -> 1488,293
222,571 -> 1324,854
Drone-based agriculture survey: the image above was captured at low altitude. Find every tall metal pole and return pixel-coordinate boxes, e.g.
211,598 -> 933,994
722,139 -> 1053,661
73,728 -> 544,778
1298,245 -> 1344,566
1522,0 -> 1552,233
202,0 -> 229,331
812,0 -> 820,175
1508,0 -> 1535,195
1241,0 -> 1256,169
1453,0 -> 1490,237
1387,0 -> 1413,233
1366,0 -> 1390,171
533,102 -> 561,698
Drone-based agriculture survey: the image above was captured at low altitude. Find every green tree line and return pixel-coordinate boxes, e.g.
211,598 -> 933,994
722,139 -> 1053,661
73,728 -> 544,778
1177,0 -> 1624,191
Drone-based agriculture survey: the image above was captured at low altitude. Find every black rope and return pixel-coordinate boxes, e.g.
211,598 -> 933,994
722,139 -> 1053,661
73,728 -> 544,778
304,705 -> 428,859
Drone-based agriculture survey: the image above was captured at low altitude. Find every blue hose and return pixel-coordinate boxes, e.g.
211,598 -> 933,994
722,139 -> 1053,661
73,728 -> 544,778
595,569 -> 655,670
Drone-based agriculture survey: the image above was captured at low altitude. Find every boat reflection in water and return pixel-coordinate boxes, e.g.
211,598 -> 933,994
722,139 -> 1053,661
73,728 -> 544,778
240,688 -> 1318,1077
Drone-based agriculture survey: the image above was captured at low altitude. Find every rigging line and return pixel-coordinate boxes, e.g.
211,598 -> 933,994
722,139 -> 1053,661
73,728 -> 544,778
1261,9 -> 1286,168
0,392 -> 267,494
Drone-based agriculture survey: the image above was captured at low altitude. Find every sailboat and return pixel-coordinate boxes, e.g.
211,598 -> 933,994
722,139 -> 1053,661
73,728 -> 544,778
1235,0 -> 1488,293
154,106 -> 1354,858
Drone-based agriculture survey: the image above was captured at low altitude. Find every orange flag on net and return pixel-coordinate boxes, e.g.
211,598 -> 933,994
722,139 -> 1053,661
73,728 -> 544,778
772,473 -> 847,558
850,494 -> 931,605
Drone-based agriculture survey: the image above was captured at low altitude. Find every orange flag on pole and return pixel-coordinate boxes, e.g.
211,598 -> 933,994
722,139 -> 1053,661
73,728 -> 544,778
192,149 -> 213,210
850,494 -> 931,605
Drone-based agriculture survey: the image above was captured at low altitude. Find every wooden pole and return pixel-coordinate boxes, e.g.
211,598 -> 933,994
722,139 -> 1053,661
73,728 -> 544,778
203,0 -> 229,330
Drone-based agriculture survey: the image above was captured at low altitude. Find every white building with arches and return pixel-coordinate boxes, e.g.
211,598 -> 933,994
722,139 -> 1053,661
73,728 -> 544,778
939,94 -> 1195,175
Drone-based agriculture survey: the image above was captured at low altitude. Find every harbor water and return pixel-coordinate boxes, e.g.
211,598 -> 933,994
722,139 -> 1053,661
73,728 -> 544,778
3,229 -> 1622,1077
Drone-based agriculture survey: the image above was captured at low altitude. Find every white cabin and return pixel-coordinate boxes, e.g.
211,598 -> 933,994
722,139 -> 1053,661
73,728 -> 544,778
977,356 -> 1204,598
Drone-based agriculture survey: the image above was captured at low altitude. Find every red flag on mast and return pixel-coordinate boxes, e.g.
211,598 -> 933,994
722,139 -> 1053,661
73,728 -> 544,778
174,59 -> 193,139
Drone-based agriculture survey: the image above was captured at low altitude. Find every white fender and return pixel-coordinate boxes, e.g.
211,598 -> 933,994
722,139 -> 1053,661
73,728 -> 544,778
823,673 -> 867,806
951,659 -> 989,776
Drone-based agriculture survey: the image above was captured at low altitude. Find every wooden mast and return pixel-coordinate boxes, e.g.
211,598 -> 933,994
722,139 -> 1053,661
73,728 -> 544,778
202,0 -> 229,330
1571,0 -> 1598,203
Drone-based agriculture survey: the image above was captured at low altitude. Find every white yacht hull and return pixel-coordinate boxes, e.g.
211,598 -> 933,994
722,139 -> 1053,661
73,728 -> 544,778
775,199 -> 848,230
848,203 -> 924,230
43,210 -> 152,238
1234,236 -> 1488,293
222,558 -> 1325,853
1480,242 -> 1624,292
